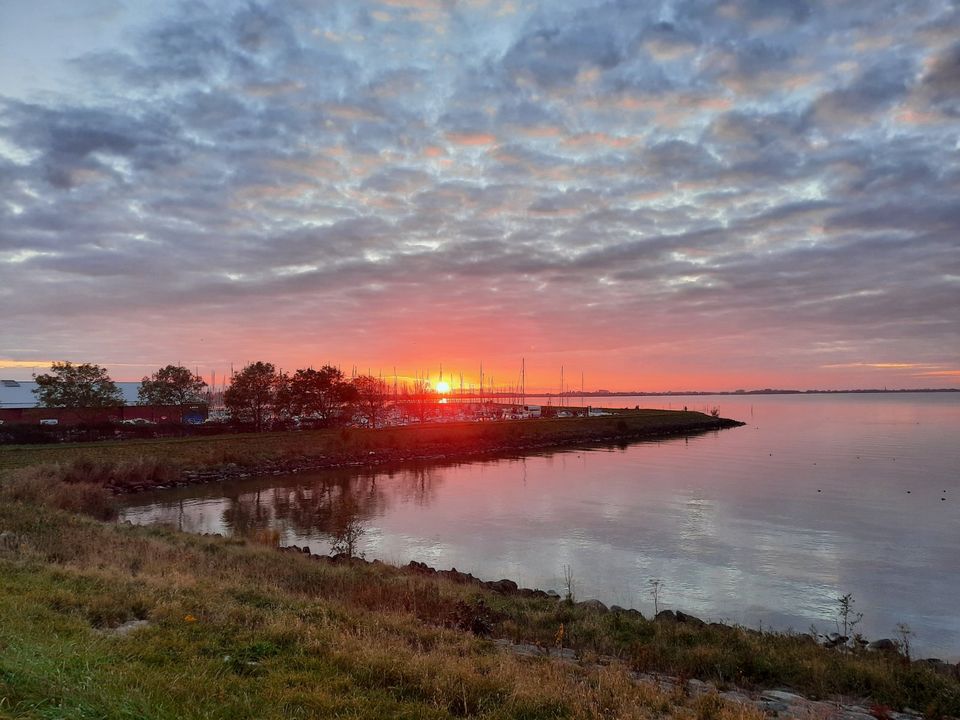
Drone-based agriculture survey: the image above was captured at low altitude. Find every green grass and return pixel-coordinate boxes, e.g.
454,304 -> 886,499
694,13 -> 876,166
0,501 -> 766,720
2,414 -> 957,718
0,499 -> 957,719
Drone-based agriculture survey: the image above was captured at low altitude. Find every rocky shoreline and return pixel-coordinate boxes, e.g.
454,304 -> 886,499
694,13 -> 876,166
111,416 -> 744,493
270,544 -> 958,719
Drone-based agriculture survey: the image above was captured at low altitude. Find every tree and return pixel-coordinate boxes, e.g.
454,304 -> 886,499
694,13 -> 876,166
288,366 -> 355,426
352,375 -> 389,428
33,362 -> 124,408
138,365 -> 207,406
409,376 -> 432,423
224,361 -> 280,431
272,371 -> 295,426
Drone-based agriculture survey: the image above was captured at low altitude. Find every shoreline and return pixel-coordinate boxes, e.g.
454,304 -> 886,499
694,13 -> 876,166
274,541 -> 960,673
3,493 -> 959,715
0,410 -> 744,493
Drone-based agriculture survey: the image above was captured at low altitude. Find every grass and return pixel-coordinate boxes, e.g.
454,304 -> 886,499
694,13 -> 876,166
1,415 -> 957,718
0,500 -> 768,720
0,410 -> 736,482
0,497 -> 958,719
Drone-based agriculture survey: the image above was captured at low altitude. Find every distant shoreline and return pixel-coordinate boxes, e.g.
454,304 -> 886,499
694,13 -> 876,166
522,388 -> 960,398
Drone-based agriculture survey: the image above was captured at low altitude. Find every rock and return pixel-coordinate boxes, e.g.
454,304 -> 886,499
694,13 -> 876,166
545,590 -> 560,599
918,658 -> 957,677
576,599 -> 609,613
655,610 -> 677,622
823,633 -> 849,648
867,638 -> 897,652
609,605 -> 626,613
107,619 -> 150,636
686,678 -> 711,694
761,690 -> 806,704
675,611 -> 705,626
487,578 -> 517,594
837,711 -> 874,720
441,568 -> 480,585
761,700 -> 790,713
406,560 -> 435,575
720,690 -> 751,704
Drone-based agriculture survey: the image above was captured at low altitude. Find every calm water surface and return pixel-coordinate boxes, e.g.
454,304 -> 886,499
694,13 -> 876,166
121,393 -> 960,658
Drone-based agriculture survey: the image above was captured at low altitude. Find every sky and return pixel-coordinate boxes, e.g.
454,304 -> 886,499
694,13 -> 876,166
0,0 -> 958,392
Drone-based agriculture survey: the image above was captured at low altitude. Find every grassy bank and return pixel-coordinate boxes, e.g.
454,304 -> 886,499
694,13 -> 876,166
0,501 -> 756,720
0,411 -> 739,488
1,498 -> 958,719
2,413 -> 958,718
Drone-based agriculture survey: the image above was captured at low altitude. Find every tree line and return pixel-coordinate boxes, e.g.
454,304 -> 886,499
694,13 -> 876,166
31,361 -> 391,430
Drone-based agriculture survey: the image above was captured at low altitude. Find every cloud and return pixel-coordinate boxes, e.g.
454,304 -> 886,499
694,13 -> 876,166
0,0 -> 956,388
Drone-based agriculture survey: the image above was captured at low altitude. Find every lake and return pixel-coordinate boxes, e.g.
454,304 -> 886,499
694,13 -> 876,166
120,392 -> 960,659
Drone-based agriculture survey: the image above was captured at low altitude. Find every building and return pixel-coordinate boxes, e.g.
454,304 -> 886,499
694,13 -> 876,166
0,380 -> 141,409
0,380 -> 206,426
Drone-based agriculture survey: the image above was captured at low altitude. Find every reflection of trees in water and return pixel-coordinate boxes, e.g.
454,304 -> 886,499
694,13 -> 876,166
268,472 -> 387,539
383,464 -> 444,506
220,463 -> 448,543
222,489 -> 273,535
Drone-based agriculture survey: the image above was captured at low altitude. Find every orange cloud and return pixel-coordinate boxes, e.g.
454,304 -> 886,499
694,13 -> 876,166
821,362 -> 942,370
446,132 -> 497,146
562,132 -> 638,150
0,359 -> 54,369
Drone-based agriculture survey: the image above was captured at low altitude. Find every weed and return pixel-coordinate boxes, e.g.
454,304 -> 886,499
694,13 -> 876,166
563,564 -> 575,604
694,691 -> 725,720
837,593 -> 863,638
649,578 -> 664,615
896,623 -> 913,661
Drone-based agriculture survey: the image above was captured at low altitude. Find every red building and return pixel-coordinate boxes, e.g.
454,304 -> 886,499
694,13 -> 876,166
0,404 -> 208,427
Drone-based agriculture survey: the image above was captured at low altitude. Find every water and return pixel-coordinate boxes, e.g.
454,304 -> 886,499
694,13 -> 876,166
120,393 -> 960,659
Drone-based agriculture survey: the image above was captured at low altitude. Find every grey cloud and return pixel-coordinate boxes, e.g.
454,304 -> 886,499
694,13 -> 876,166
500,5 -> 640,89
639,140 -> 720,180
807,57 -> 915,128
1,0 -> 957,384
0,100 -> 183,188
916,41 -> 960,115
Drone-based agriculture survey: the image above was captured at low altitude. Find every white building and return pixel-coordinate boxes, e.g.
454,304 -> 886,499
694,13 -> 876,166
0,380 -> 141,409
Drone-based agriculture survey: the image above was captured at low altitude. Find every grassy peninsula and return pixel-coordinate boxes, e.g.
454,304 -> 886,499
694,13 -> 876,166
0,410 -> 740,490
2,413 -> 959,719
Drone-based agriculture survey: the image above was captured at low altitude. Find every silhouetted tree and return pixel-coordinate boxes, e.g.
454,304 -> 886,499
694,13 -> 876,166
409,376 -> 432,423
138,365 -> 207,405
33,362 -> 124,408
352,375 -> 389,428
288,365 -> 355,425
272,371 -> 295,426
224,361 -> 279,431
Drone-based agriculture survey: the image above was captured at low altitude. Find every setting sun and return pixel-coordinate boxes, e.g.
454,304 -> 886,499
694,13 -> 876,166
435,381 -> 451,394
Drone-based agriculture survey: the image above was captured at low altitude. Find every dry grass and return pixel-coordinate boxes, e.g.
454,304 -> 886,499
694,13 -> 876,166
0,411 -> 733,477
0,499 -> 957,719
0,499 -> 772,720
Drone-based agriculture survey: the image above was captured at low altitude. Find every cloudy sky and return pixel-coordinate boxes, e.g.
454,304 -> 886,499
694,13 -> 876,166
1,0 -> 958,391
